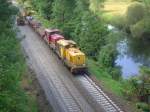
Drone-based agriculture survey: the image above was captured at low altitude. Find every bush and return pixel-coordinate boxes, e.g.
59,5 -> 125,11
136,102 -> 150,112
98,44 -> 117,68
109,67 -> 122,81
122,77 -> 139,100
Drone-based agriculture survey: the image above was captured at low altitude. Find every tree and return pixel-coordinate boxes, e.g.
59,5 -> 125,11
126,1 -> 150,40
70,0 -> 108,57
31,0 -> 54,19
40,0 -> 54,19
126,2 -> 145,25
143,0 -> 150,18
52,0 -> 75,27
0,0 -> 18,21
130,18 -> 150,38
0,1 -> 35,112
90,0 -> 105,13
77,11 -> 107,57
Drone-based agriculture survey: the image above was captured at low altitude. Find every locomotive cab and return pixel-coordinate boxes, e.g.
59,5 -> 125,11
56,39 -> 76,58
66,48 -> 86,73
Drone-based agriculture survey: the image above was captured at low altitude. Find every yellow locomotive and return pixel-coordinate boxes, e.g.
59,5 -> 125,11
56,39 -> 86,73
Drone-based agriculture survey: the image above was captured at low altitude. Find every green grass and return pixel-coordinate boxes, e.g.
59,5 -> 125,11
27,95 -> 38,112
88,59 -> 124,96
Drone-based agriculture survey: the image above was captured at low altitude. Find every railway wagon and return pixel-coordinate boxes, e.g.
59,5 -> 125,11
17,11 -> 25,26
56,39 -> 86,73
26,17 -> 45,37
28,19 -> 41,30
36,26 -> 45,38
17,16 -> 25,26
43,29 -> 64,50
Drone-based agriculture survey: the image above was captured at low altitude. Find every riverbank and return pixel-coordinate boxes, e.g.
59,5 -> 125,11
88,60 -> 141,112
90,0 -> 150,111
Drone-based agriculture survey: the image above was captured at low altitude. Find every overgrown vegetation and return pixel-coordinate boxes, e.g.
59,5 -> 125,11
0,0 -> 37,112
122,66 -> 150,111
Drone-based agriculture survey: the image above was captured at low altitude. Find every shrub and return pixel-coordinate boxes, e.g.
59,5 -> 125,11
136,102 -> 150,112
98,44 -> 117,68
109,67 -> 122,81
122,77 -> 139,100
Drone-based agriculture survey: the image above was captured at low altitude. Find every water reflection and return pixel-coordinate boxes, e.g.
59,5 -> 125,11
128,38 -> 150,66
115,38 -> 150,79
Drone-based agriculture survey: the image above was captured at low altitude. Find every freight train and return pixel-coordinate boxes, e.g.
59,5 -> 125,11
26,17 -> 86,73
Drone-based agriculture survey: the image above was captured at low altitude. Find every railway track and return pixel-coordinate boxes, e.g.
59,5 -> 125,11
76,74 -> 123,112
47,71 -> 83,112
24,35 -> 83,112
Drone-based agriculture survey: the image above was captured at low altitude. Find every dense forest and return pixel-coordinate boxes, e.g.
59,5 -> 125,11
0,0 -> 37,112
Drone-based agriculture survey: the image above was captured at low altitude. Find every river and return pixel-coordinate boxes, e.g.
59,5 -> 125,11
107,25 -> 150,79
